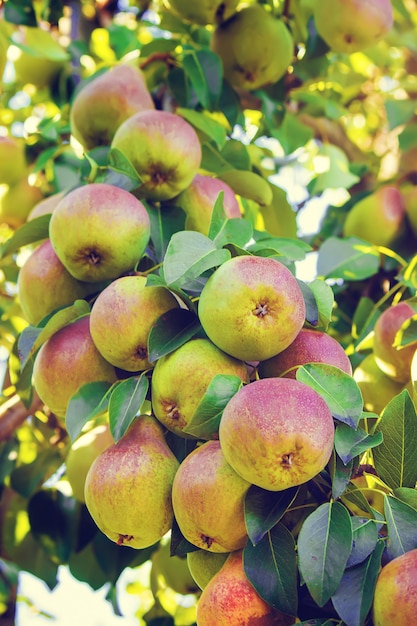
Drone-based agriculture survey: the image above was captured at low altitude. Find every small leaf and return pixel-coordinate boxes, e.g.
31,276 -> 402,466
148,308 -> 201,362
317,237 -> 380,282
334,424 -> 383,465
297,501 -> 352,607
181,53 -> 210,110
384,494 -> 417,560
331,454 -> 354,500
147,202 -> 186,263
108,376 -> 149,442
4,0 -> 37,26
108,148 -> 142,187
307,279 -> 335,331
0,214 -> 51,259
298,280 -> 319,327
244,523 -> 298,618
346,517 -> 379,568
308,145 -> 360,194
244,485 -> 299,545
249,235 -> 311,261
177,107 -> 226,150
212,218 -> 253,250
392,487 -> 417,510
66,381 -> 113,442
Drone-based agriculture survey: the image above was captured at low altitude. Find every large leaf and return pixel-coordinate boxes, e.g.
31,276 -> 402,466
308,145 -> 360,194
244,523 -> 298,618
177,106 -> 226,149
373,389 -> 417,489
334,424 -> 383,465
146,202 -> 186,263
108,376 -> 149,442
384,494 -> 417,560
244,486 -> 299,545
66,381 -> 114,442
297,501 -> 353,607
317,237 -> 380,282
0,214 -> 51,259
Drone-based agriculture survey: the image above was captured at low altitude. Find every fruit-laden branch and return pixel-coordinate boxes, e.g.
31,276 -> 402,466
0,392 -> 43,442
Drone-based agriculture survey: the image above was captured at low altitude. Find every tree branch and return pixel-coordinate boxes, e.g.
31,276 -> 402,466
0,392 -> 43,442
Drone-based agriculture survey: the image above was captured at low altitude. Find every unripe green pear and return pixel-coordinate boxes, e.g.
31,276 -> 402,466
373,301 -> 416,383
70,64 -> 155,151
151,538 -> 199,595
198,255 -> 306,362
66,422 -> 113,502
353,353 -> 405,414
90,275 -> 180,371
258,328 -> 353,379
49,183 -> 151,283
111,110 -> 202,202
219,377 -> 335,491
0,136 -> 27,186
151,338 -> 249,438
210,5 -> 294,91
164,0 -> 239,25
32,315 -> 118,418
313,0 -> 393,54
84,415 -> 180,549
187,549 -> 228,590
172,440 -> 250,553
373,548 -> 417,625
12,25 -> 69,88
0,180 -> 43,229
343,186 -> 405,247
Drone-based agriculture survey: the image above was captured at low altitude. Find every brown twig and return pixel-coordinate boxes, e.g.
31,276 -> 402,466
0,392 -> 43,442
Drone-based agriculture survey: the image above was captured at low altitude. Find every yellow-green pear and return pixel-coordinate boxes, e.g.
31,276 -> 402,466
373,301 -> 416,383
66,422 -> 114,502
89,275 -> 180,371
151,338 -> 249,438
343,186 -> 405,247
373,548 -> 417,625
151,538 -> 199,595
353,353 -> 405,414
84,415 -> 180,549
172,440 -> 250,552
186,549 -> 228,590
0,179 -> 43,229
70,64 -> 155,151
164,0 -> 240,25
210,5 -> 294,91
49,183 -> 151,283
314,0 -> 393,54
0,136 -> 27,186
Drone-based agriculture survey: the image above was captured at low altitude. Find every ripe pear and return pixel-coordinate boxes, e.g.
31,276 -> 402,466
258,328 -> 353,379
353,353 -> 405,414
0,136 -> 27,186
373,548 -> 417,625
66,422 -> 114,502
17,240 -> 99,326
0,180 -> 43,229
373,301 -> 416,383
12,25 -> 69,88
314,0 -> 394,54
151,538 -> 199,595
49,183 -> 151,283
173,173 -> 241,236
89,274 -> 180,371
187,549 -> 228,590
70,64 -> 155,151
32,315 -> 118,418
111,109 -> 202,202
27,190 -> 65,220
172,440 -> 250,553
196,550 -> 296,625
219,377 -> 335,491
164,0 -> 239,25
343,186 -> 405,247
151,337 -> 249,438
210,5 -> 294,91
84,415 -> 180,549
198,255 -> 306,362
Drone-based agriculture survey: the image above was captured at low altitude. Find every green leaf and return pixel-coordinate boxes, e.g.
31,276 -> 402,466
373,389 -> 417,489
297,501 -> 353,607
4,0 -> 37,26
196,49 -> 223,110
271,112 -> 314,155
249,235 -> 311,261
340,482 -> 376,519
107,148 -> 143,187
147,202 -> 186,263
177,107 -> 227,150
163,231 -> 231,288
148,308 -> 201,362
10,449 -> 63,498
331,454 -> 354,500
307,279 -> 335,331
317,237 -> 380,282
392,487 -> 417,510
298,279 -> 319,327
211,212 -> 253,250
183,374 -> 243,439
181,51 -> 210,110
296,363 -> 363,428
334,424 -> 383,465
384,494 -> 417,560
0,214 -> 51,259
346,517 -> 379,568
385,99 -> 416,131
244,523 -> 298,618
393,315 -> 417,349
244,486 -> 299,545
308,145 -> 360,194
108,376 -> 149,442
65,381 -> 113,442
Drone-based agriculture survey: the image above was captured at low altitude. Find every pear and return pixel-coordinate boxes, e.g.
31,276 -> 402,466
70,64 -> 155,151
32,315 -> 118,418
12,25 -> 69,88
165,0 -> 239,25
84,415 -> 180,549
151,538 -> 199,595
210,5 -> 294,91
150,338 -> 249,438
314,0 -> 394,54
402,184 -> 417,239
27,190 -> 65,220
89,274 -> 180,371
187,549 -> 228,590
0,179 -> 43,229
373,548 -> 417,625
0,136 -> 27,186
17,239 -> 99,326
172,440 -> 250,553
373,301 -> 416,383
353,353 -> 405,414
49,183 -> 151,283
196,550 -> 296,625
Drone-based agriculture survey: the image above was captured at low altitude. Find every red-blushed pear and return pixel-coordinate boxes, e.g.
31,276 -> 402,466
32,315 -> 118,418
89,274 -> 180,371
17,240 -> 99,326
151,338 -> 249,438
210,5 -> 294,91
70,64 -> 155,151
27,190 -> 65,220
343,186 -> 405,247
219,377 -> 334,491
172,173 -> 241,236
314,0 -> 393,54
353,353 -> 405,414
198,255 -> 306,362
0,180 -> 44,229
164,0 -> 240,25
49,183 -> 151,283
0,136 -> 27,186
372,548 -> 417,625
84,415 -> 180,549
187,550 -> 229,590
373,301 -> 416,383
196,550 -> 296,626
258,328 -> 353,379
65,422 -> 114,502
172,440 -> 250,553
111,109 -> 202,202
